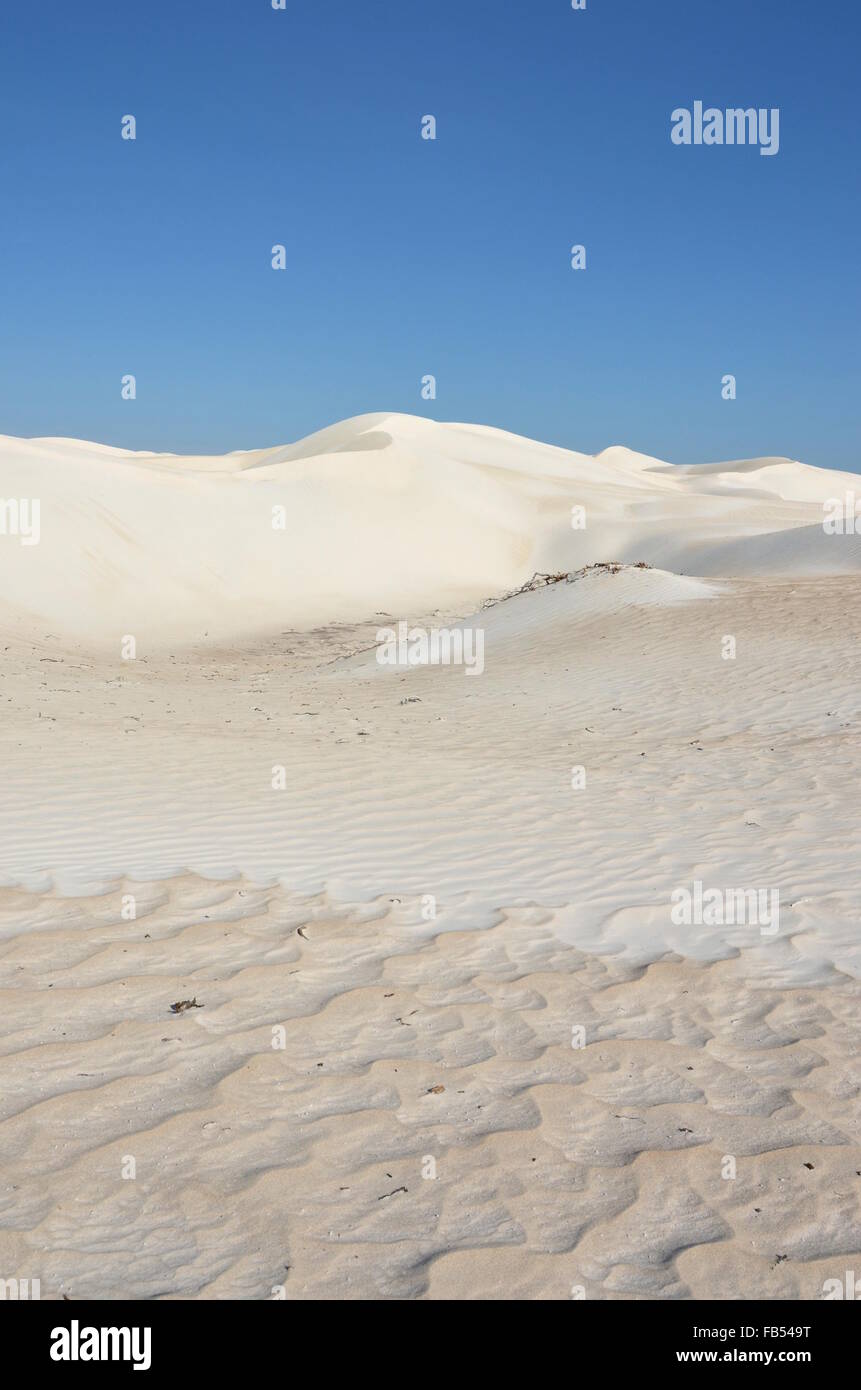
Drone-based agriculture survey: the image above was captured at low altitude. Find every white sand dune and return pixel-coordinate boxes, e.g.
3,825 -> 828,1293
2,413 -> 859,644
1,415 -> 860,1299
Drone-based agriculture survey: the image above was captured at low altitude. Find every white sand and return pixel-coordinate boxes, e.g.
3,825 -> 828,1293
2,412 -> 860,645
0,415 -> 859,1299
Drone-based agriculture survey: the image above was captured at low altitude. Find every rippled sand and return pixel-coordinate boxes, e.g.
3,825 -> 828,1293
1,876 -> 859,1299
2,566 -> 861,1298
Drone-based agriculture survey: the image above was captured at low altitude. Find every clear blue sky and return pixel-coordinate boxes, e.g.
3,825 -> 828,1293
1,0 -> 858,468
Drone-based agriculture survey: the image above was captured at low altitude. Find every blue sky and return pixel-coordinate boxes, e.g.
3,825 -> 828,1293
1,0 -> 858,468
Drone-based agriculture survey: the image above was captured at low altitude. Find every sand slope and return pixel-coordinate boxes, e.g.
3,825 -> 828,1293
2,413 -> 860,643
2,568 -> 860,976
